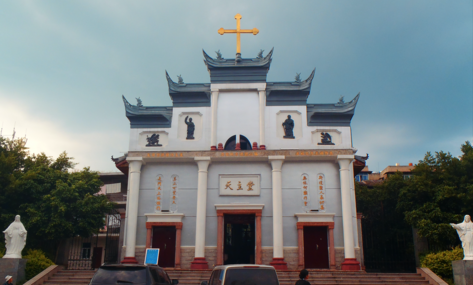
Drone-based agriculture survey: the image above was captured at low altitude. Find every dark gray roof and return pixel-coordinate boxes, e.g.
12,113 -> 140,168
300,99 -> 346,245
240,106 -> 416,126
165,71 -> 211,107
122,96 -> 173,128
307,93 -> 360,126
265,69 -> 315,106
203,49 -> 273,83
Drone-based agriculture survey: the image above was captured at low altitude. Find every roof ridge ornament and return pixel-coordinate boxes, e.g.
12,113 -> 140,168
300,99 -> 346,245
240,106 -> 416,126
215,50 -> 224,61
256,49 -> 264,59
217,13 -> 259,61
177,74 -> 184,85
294,73 -> 302,83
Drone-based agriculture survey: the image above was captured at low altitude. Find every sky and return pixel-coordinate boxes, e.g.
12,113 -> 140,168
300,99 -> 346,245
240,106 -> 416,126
0,0 -> 472,173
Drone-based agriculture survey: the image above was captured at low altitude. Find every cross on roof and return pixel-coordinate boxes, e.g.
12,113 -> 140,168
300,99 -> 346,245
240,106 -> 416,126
218,14 -> 259,55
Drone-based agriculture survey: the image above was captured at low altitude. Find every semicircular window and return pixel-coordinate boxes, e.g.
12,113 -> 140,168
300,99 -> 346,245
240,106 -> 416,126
224,135 -> 252,150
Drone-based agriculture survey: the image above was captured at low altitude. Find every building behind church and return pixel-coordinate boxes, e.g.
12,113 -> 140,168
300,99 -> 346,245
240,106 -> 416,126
118,46 -> 366,271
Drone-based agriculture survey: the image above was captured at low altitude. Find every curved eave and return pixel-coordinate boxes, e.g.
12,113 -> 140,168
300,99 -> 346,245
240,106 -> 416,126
203,48 -> 273,68
267,68 -> 315,92
306,93 -> 360,127
307,93 -> 360,113
165,71 -> 210,93
122,96 -> 173,128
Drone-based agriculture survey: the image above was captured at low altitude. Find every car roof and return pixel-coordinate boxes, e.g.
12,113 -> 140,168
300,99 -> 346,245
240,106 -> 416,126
100,264 -> 161,268
212,264 -> 276,270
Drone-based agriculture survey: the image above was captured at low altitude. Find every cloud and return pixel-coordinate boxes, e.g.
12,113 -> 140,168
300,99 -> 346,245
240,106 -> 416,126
0,91 -> 127,172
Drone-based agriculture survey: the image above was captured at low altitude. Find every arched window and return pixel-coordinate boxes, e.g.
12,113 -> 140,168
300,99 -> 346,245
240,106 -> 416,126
224,135 -> 252,150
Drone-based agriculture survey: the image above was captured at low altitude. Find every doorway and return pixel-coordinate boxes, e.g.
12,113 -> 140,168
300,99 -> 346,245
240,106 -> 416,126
224,214 -> 255,264
152,226 -> 176,267
304,226 -> 329,268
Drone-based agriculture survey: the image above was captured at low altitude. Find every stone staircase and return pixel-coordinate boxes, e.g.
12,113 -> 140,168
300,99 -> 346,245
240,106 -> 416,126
40,269 -> 433,285
166,269 -> 433,285
42,269 -> 95,285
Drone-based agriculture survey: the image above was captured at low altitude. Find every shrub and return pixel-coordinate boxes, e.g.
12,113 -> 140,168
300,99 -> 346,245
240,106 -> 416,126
23,249 -> 55,281
421,246 -> 463,284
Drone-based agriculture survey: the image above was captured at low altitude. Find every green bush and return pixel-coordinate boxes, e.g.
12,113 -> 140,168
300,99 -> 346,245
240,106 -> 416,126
421,246 -> 463,284
23,249 -> 55,281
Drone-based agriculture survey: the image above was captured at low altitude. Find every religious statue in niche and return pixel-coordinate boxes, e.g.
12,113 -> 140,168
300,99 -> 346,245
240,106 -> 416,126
2,215 -> 27,258
282,115 -> 295,139
146,134 -> 162,147
184,116 -> 195,140
451,215 -> 473,260
318,132 -> 335,145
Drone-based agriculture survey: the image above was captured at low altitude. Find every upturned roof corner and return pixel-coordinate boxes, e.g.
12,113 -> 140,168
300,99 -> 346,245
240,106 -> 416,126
307,93 -> 361,126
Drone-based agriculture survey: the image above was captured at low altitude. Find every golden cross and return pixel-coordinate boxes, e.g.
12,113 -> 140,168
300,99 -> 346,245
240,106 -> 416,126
218,13 -> 259,55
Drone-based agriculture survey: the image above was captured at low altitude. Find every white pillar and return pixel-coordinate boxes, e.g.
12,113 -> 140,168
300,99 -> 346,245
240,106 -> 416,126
268,155 -> 287,269
122,157 -> 144,264
337,155 -> 360,270
191,157 -> 211,269
258,90 -> 266,149
210,90 -> 219,150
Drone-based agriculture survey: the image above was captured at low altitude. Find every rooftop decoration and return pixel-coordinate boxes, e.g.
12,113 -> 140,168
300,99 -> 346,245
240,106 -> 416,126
177,75 -> 184,84
215,50 -> 224,60
256,49 -> 264,59
136,97 -> 143,107
295,73 -> 302,83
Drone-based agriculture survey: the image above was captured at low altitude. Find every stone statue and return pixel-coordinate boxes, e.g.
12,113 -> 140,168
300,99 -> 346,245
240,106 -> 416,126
215,50 -> 224,60
256,49 -> 264,59
2,215 -> 27,259
136,97 -> 143,107
318,132 -> 335,145
184,116 -> 195,140
295,73 -> 301,83
177,75 -> 184,84
146,134 -> 162,147
282,115 -> 295,139
451,215 -> 473,260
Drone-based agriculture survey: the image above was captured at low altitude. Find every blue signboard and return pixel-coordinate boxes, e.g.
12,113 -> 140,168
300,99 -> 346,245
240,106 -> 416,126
144,248 -> 160,265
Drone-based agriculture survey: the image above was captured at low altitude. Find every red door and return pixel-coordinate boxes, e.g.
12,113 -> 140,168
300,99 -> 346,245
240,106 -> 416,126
152,226 -> 176,267
92,247 -> 103,269
304,226 -> 329,268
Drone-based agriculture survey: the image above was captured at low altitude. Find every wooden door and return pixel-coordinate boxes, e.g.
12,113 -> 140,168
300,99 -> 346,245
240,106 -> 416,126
304,226 -> 329,268
92,247 -> 103,269
152,226 -> 176,267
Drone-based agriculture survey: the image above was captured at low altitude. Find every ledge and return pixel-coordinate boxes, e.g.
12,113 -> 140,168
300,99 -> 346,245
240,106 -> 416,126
294,212 -> 335,223
24,265 -> 63,285
144,213 -> 185,223
215,204 -> 265,211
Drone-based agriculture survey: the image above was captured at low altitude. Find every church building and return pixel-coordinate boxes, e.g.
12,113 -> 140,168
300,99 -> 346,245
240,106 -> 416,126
120,15 -> 364,271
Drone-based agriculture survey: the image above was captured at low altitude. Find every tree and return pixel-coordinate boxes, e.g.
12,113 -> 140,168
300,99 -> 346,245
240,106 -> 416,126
397,141 -> 473,248
0,137 -> 114,256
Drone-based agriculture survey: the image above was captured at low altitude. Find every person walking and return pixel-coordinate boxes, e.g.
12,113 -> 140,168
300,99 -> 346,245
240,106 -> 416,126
295,269 -> 310,285
4,275 -> 13,285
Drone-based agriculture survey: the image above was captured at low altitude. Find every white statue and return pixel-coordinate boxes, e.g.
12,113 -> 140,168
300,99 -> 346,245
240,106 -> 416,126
451,215 -> 473,260
2,215 -> 27,259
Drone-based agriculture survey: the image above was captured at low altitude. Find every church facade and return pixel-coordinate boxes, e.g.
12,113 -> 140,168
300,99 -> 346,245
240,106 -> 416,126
120,47 -> 363,270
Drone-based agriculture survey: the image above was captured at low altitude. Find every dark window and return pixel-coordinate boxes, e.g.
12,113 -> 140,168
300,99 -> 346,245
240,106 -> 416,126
82,243 -> 91,259
224,268 -> 279,285
209,269 -> 222,285
91,267 -> 147,284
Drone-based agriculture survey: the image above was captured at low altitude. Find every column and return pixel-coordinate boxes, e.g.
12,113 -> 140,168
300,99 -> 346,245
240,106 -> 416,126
255,213 -> 262,264
258,90 -> 266,149
175,224 -> 182,268
191,157 -> 211,269
337,155 -> 361,270
216,213 -> 224,266
210,90 -> 219,150
122,157 -> 144,264
329,226 -> 336,269
297,225 -> 304,269
268,156 -> 287,269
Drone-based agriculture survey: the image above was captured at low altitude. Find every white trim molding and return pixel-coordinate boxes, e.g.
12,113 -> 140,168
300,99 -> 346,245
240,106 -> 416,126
215,204 -> 265,211
145,213 -> 185,223
294,212 -> 335,223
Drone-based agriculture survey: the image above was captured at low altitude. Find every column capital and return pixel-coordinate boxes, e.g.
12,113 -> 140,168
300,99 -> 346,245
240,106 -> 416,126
195,157 -> 211,172
268,156 -> 285,171
337,155 -> 354,170
126,156 -> 145,164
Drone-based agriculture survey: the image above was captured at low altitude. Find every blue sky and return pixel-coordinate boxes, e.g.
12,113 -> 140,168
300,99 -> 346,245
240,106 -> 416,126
0,1 -> 472,172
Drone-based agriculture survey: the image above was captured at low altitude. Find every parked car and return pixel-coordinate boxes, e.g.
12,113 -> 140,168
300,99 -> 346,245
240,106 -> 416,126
89,264 -> 179,285
200,265 -> 279,285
